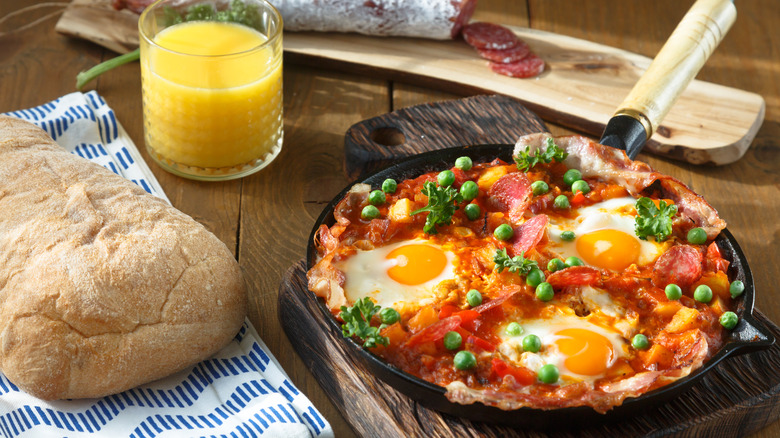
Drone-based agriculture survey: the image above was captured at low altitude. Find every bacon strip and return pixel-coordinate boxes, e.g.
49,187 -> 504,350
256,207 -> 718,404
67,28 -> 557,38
513,133 -> 727,237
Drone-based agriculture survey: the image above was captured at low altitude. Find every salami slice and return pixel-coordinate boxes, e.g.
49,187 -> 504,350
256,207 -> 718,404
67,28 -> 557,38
547,266 -> 602,289
652,245 -> 703,288
478,41 -> 531,64
405,315 -> 462,346
487,172 -> 532,223
462,22 -> 521,50
490,53 -> 546,78
512,214 -> 548,255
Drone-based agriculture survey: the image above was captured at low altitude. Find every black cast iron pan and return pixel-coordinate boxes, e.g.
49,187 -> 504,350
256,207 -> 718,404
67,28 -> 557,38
305,144 -> 775,428
305,0 -> 775,428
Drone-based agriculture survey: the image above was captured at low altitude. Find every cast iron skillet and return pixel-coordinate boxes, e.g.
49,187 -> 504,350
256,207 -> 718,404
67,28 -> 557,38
305,143 -> 775,428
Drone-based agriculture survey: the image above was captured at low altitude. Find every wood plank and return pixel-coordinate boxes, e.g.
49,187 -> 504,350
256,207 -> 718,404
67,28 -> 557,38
55,0 -> 765,165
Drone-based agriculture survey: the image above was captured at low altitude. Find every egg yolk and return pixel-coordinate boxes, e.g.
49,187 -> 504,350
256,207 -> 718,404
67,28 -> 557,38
554,328 -> 615,376
386,244 -> 448,285
575,229 -> 640,270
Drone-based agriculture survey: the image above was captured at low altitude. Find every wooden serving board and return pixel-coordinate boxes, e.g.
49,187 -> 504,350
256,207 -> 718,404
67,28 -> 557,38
55,0 -> 765,165
280,96 -> 780,436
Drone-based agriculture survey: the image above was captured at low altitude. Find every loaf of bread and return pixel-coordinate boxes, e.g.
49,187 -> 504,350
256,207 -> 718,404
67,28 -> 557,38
0,116 -> 247,400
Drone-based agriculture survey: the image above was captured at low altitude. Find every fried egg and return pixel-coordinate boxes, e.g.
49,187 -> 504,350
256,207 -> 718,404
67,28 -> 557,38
336,239 -> 457,309
547,197 -> 668,271
498,313 -> 628,382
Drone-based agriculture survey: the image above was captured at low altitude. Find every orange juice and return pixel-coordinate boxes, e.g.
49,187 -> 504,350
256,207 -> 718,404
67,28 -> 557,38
140,11 -> 283,179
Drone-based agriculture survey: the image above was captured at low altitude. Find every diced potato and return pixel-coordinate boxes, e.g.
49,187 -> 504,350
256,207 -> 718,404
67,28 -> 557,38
654,301 -> 684,319
407,306 -> 439,332
665,307 -> 701,334
640,344 -> 674,369
477,165 -> 511,190
453,226 -> 474,237
709,297 -> 729,316
388,198 -> 415,223
692,271 -> 730,300
605,358 -> 635,379
381,323 -> 407,346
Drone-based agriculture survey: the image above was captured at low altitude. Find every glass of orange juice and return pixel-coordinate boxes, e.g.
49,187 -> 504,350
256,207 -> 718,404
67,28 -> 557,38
139,0 -> 283,180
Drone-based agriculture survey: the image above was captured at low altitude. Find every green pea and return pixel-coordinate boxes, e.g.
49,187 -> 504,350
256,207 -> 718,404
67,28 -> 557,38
379,307 -> 400,325
382,178 -> 397,194
538,364 -> 559,384
522,334 -> 541,353
632,334 -> 650,350
572,180 -> 590,194
563,169 -> 582,186
453,350 -> 476,370
506,322 -> 523,337
694,284 -> 713,303
531,180 -> 549,195
455,156 -> 473,171
730,280 -> 745,298
547,258 -> 565,272
460,180 -> 479,201
361,205 -> 380,220
665,283 -> 682,300
369,189 -> 386,205
464,203 -> 481,221
466,289 -> 483,307
565,256 -> 583,267
438,170 -> 455,187
720,311 -> 739,330
443,331 -> 463,350
526,268 -> 545,287
554,195 -> 570,209
536,282 -> 554,302
494,224 -> 514,241
560,231 -> 576,242
687,227 -> 707,245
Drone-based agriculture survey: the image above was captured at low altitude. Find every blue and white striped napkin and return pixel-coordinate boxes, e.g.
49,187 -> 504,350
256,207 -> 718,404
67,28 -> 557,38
2,92 -> 333,438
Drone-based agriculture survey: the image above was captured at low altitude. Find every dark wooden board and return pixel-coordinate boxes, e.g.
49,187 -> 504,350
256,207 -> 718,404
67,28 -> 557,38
343,94 -> 547,180
281,95 -> 780,436
279,261 -> 780,437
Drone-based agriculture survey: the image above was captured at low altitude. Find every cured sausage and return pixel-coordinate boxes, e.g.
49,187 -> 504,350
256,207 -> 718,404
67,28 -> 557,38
487,172 -> 532,223
547,266 -> 602,288
114,0 -> 478,39
490,53 -> 546,78
652,245 -> 703,288
512,214 -> 548,255
462,22 -> 520,50
478,41 -> 531,64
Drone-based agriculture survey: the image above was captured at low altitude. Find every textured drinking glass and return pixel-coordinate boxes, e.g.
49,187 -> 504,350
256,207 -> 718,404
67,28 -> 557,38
139,0 -> 283,181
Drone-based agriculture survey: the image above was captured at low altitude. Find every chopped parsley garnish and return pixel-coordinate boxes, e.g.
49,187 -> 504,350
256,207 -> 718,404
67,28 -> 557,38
635,197 -> 678,241
340,297 -> 389,349
411,181 -> 463,234
514,137 -> 568,172
494,248 -> 538,275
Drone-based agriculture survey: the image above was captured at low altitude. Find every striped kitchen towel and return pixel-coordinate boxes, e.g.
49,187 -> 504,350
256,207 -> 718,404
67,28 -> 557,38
1,93 -> 333,438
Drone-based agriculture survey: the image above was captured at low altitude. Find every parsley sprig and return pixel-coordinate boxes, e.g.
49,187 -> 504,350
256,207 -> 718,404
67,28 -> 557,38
635,197 -> 678,241
410,181 -> 463,234
494,248 -> 538,275
514,138 -> 568,172
340,297 -> 389,349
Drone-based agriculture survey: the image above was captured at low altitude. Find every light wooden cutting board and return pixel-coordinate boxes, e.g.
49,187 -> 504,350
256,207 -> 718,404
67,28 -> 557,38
56,0 -> 766,165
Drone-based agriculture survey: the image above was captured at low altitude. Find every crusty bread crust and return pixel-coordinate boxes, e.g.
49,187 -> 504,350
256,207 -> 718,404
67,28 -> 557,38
0,116 -> 247,400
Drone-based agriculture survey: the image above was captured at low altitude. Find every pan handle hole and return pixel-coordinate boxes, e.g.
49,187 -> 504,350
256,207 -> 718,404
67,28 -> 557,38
370,127 -> 406,147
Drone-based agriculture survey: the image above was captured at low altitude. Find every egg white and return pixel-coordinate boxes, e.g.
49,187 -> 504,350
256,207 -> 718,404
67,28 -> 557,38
547,197 -> 666,269
497,312 -> 629,383
335,239 -> 457,310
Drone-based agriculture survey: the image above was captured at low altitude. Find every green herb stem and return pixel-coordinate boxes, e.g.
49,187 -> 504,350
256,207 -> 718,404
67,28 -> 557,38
76,48 -> 140,90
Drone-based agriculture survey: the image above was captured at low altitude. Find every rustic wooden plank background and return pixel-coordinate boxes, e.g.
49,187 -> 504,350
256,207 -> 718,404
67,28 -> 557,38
0,0 -> 778,436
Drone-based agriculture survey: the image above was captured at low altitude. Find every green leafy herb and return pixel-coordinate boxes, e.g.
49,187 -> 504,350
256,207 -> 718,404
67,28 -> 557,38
514,137 -> 569,172
340,297 -> 389,349
493,248 -> 538,275
410,181 -> 463,234
635,197 -> 678,241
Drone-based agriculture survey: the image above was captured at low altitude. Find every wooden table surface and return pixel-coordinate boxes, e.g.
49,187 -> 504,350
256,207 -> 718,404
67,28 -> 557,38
1,0 -> 778,436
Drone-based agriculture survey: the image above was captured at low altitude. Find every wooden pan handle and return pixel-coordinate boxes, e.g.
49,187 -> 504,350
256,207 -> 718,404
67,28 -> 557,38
614,0 -> 736,138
